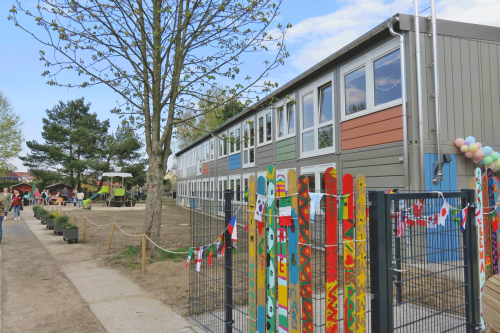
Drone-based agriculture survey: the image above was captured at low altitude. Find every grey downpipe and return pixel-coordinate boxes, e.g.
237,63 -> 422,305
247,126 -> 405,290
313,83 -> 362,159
414,0 -> 426,190
388,17 -> 410,190
430,0 -> 443,184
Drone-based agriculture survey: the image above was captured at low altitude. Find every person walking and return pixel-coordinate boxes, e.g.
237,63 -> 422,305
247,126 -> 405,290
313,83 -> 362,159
61,187 -> 69,206
71,188 -> 77,206
3,188 -> 11,220
11,190 -> 22,221
0,187 -> 5,243
77,189 -> 84,208
34,188 -> 40,206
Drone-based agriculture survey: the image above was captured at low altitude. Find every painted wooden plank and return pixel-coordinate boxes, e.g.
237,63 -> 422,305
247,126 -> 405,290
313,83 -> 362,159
460,39 -> 473,137
488,169 -> 498,275
342,116 -> 403,141
495,177 -> 500,276
483,171 -> 492,279
480,42 -> 493,143
277,151 -> 296,162
355,174 -> 367,332
287,169 -> 300,333
298,175 -> 313,333
248,175 -> 257,333
257,176 -> 267,333
476,167 -> 487,330
343,174 -> 355,333
341,105 -> 402,130
469,40 -> 483,140
343,164 -> 404,177
325,167 -> 338,333
266,165 -> 277,333
342,128 -> 403,151
276,173 -> 288,333
276,137 -> 296,149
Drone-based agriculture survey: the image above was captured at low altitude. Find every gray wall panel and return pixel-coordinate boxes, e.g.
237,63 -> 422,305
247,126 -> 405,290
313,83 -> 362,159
217,158 -> 228,173
257,144 -> 274,166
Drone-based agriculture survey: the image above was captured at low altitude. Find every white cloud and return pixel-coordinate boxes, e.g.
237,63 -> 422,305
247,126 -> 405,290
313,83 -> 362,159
283,0 -> 500,71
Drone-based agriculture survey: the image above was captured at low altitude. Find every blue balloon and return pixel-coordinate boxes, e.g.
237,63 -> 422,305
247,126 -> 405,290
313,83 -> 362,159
483,146 -> 493,156
480,162 -> 484,165
465,136 -> 476,144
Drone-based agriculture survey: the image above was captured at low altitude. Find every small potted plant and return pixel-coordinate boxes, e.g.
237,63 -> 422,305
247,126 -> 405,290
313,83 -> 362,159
38,209 -> 48,223
62,221 -> 79,244
44,212 -> 55,229
54,215 -> 69,236
33,205 -> 41,217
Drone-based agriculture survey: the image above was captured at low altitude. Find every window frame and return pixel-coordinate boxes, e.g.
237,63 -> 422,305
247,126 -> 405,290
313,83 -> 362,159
228,124 -> 242,156
257,109 -> 273,147
340,38 -> 401,122
242,116 -> 256,168
275,98 -> 296,142
299,73 -> 336,159
218,131 -> 228,159
229,174 -> 242,203
210,138 -> 215,161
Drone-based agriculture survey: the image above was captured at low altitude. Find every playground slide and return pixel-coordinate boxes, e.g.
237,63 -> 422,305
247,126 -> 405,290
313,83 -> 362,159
83,186 -> 109,207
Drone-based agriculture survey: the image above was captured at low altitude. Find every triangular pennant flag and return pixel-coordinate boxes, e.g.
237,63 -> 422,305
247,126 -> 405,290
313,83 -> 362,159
228,215 -> 237,241
245,224 -> 249,232
427,214 -> 438,228
221,241 -> 226,257
309,193 -> 325,222
338,196 -> 344,220
208,246 -> 213,266
437,200 -> 451,227
414,199 -> 424,216
397,212 -> 405,237
216,234 -> 225,257
244,189 -> 249,200
278,196 -> 292,227
460,207 -> 468,232
196,246 -> 205,272
417,217 -> 426,226
186,248 -> 194,269
255,195 -> 266,222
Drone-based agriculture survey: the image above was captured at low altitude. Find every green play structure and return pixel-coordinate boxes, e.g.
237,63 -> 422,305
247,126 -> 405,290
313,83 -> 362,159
83,172 -> 136,208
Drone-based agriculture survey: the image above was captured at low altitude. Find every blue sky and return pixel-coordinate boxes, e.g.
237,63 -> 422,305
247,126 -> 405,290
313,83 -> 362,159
1,0 -> 498,172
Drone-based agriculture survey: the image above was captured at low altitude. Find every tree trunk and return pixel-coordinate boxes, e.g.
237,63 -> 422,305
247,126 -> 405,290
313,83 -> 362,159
143,154 -> 164,256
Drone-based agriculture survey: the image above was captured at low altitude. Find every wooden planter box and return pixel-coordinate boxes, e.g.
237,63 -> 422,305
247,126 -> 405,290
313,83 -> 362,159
54,222 -> 64,235
63,228 -> 78,244
46,218 -> 54,229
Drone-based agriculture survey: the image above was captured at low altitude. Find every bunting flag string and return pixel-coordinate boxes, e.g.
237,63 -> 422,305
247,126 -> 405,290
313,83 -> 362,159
278,196 -> 293,226
186,248 -> 194,269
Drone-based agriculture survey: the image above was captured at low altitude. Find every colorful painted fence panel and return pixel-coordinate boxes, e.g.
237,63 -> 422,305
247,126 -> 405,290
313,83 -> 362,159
276,173 -> 288,333
483,172 -> 492,279
287,169 -> 300,333
343,174 -> 355,333
476,168 -> 486,330
257,176 -> 267,333
355,174 -> 367,332
325,167 -> 338,333
248,175 -> 257,333
266,165 -> 276,333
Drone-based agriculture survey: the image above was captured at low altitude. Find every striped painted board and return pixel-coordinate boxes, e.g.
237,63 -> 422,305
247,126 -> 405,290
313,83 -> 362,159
483,172 -> 492,279
266,165 -> 276,333
287,169 -> 300,333
248,175 -> 257,333
475,168 -> 486,330
298,175 -> 313,333
257,176 -> 267,333
355,175 -> 367,332
488,169 -> 498,275
276,173 -> 288,333
343,174 -> 355,333
325,167 -> 338,333
495,176 -> 500,273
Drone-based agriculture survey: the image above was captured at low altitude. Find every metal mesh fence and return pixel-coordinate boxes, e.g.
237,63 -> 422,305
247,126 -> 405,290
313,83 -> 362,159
387,192 -> 470,333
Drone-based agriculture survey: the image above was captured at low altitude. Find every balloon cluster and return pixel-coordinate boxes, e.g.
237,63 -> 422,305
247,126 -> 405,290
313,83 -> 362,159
455,136 -> 500,171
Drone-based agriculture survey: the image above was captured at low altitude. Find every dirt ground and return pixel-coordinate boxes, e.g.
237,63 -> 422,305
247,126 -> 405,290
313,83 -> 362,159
57,200 -> 192,316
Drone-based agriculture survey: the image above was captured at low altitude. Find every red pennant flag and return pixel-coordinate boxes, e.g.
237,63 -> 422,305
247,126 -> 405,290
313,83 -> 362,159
208,247 -> 213,266
414,199 -> 424,216
406,217 -> 415,227
417,218 -> 426,226
245,224 -> 249,232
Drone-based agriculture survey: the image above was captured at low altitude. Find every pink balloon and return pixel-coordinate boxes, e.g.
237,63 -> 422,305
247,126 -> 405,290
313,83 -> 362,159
477,142 -> 483,149
474,150 -> 485,159
474,157 -> 482,163
487,163 -> 496,169
465,151 -> 474,158
455,138 -> 465,147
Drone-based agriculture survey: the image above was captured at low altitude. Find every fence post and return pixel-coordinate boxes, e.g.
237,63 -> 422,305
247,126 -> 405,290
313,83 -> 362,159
224,189 -> 233,333
369,191 -> 393,333
462,188 -> 481,332
142,234 -> 146,275
106,222 -> 116,255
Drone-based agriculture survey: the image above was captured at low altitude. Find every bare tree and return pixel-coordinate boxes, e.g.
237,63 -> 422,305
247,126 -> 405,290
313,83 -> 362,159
10,0 -> 289,253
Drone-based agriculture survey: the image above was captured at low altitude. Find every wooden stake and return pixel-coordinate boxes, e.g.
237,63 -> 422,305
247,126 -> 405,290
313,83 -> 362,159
83,217 -> 87,244
142,234 -> 146,275
106,222 -> 116,255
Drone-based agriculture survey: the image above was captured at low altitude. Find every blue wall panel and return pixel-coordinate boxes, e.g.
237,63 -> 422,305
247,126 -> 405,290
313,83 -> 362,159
228,153 -> 241,170
424,153 -> 459,262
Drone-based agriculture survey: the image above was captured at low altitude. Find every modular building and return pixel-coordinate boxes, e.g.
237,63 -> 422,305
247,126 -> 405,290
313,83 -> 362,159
175,13 -> 500,207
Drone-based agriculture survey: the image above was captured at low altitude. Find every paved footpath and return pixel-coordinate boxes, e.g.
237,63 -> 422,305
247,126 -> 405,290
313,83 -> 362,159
2,208 -> 204,333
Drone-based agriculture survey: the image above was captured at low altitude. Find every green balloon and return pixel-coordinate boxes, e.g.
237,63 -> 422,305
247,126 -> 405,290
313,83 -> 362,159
484,156 -> 493,166
492,154 -> 499,161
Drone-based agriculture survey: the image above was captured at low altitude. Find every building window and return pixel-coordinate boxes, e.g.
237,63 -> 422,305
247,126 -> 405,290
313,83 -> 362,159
228,125 -> 241,155
341,38 -> 401,120
276,101 -> 296,141
258,110 -> 272,146
210,139 -> 215,160
218,132 -> 228,158
243,118 -> 255,167
299,75 -> 335,157
229,175 -> 241,202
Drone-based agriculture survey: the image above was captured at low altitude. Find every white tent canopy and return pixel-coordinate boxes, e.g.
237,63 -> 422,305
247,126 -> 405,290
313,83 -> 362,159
101,172 -> 133,178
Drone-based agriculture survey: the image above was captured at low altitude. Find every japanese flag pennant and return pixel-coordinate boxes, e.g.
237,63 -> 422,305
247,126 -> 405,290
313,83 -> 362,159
185,248 -> 194,269
228,215 -> 237,241
437,200 -> 451,227
460,207 -> 468,233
